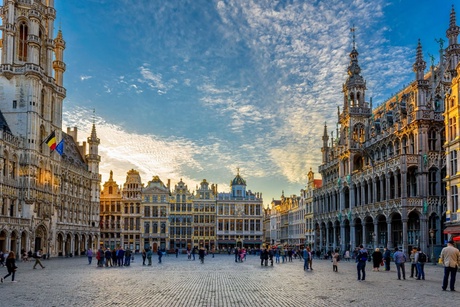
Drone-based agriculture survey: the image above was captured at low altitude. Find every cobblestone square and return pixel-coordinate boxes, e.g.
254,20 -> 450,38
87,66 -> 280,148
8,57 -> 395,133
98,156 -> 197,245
1,254 -> 458,306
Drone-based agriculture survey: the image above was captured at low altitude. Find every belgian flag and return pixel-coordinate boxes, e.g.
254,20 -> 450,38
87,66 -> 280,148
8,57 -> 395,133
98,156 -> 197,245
43,131 -> 57,151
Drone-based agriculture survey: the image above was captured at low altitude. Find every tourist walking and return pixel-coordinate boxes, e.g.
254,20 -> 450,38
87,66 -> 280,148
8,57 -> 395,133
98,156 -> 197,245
440,239 -> 460,291
393,247 -> 406,280
344,250 -> 350,262
356,245 -> 368,281
1,251 -> 17,283
117,246 -> 125,267
307,247 -> 313,270
275,248 -> 280,264
124,248 -> 131,266
415,247 -> 427,280
383,247 -> 391,271
33,249 -> 45,269
142,249 -> 147,265
302,247 -> 310,271
372,248 -> 383,271
158,249 -> 163,264
111,248 -> 117,266
410,247 -> 418,278
104,248 -> 112,267
146,249 -> 153,266
280,247 -> 286,263
86,248 -> 93,265
199,246 -> 206,264
332,250 -> 339,272
192,246 -> 196,261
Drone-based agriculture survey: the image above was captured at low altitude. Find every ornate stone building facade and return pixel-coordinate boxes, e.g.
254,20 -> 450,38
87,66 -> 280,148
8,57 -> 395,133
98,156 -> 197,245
99,171 -> 122,249
313,15 -> 456,257
142,175 -> 169,252
169,179 -> 193,251
216,171 -> 263,250
192,179 -> 217,250
300,168 -> 321,247
0,0 -> 100,257
121,169 -> 142,251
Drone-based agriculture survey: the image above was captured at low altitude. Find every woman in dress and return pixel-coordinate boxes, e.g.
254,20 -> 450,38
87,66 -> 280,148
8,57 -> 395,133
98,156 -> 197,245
372,248 -> 383,271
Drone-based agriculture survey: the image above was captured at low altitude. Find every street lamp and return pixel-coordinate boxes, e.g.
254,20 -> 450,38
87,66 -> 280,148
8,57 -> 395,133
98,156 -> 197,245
429,228 -> 436,265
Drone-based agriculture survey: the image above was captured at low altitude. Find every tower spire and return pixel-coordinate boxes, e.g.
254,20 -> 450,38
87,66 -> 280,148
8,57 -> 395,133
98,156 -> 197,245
413,39 -> 426,81
351,25 -> 356,50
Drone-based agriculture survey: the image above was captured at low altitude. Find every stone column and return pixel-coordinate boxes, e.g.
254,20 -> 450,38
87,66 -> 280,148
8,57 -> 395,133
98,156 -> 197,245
386,218 -> 393,249
350,221 -> 356,251
374,221 -> 378,249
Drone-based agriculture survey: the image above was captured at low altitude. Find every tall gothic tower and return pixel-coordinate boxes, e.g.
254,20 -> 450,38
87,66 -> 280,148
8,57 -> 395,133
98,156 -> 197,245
0,1 -> 101,256
338,28 -> 371,176
0,0 -> 65,148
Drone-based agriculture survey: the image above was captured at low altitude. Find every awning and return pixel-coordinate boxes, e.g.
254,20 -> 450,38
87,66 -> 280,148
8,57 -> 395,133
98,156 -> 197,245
443,226 -> 460,234
453,236 -> 460,242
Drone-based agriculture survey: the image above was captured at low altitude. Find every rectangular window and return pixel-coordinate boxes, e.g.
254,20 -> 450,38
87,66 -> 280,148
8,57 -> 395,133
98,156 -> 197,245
452,185 -> 459,213
12,100 -> 17,109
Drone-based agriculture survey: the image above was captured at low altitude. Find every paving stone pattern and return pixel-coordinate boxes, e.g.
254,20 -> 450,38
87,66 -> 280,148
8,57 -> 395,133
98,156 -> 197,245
0,254 -> 458,306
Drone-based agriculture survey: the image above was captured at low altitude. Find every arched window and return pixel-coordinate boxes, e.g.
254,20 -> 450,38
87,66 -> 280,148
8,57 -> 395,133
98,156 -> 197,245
428,168 -> 437,196
17,21 -> 28,61
428,129 -> 437,151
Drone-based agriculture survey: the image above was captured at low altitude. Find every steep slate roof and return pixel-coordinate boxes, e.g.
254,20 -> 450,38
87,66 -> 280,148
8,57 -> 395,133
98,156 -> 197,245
60,132 -> 87,168
0,109 -> 11,133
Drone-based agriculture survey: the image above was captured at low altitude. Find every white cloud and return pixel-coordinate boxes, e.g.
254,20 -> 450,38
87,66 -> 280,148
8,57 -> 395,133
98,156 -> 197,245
80,75 -> 92,81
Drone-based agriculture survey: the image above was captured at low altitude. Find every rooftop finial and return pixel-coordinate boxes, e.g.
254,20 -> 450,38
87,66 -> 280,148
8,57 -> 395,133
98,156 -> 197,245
237,167 -> 240,176
92,108 -> 96,124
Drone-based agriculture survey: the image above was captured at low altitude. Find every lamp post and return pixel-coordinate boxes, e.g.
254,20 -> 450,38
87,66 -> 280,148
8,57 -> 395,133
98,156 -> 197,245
429,228 -> 436,265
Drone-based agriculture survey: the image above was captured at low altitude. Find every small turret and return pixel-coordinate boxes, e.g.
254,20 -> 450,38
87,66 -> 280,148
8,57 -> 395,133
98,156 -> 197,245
413,39 -> 426,81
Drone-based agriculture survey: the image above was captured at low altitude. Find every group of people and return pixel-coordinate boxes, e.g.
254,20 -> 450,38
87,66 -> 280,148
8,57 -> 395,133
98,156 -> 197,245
352,241 -> 460,291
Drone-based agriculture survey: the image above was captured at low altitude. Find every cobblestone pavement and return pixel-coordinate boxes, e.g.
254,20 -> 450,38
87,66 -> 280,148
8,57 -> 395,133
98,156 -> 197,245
0,254 -> 458,306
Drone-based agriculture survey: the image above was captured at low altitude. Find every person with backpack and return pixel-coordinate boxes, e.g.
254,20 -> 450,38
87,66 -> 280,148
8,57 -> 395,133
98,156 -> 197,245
356,245 -> 368,281
32,249 -> 45,269
415,247 -> 426,280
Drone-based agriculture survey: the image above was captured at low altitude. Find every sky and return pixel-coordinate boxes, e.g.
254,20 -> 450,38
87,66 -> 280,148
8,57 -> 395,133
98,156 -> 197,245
56,0 -> 454,207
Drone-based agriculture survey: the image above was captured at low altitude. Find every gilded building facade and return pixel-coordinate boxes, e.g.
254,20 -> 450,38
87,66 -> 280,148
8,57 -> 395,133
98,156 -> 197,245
169,179 -> 193,251
121,169 -> 142,251
192,179 -> 217,250
99,171 -> 122,249
312,14 -> 456,256
0,0 -> 100,257
142,175 -> 169,252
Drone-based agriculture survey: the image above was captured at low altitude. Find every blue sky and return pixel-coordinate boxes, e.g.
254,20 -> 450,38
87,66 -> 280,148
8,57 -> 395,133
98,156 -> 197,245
57,0 -> 453,206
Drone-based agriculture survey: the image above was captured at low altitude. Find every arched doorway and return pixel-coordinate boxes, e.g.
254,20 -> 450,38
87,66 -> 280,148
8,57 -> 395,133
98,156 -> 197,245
10,231 -> 18,254
21,231 -> 28,253
34,225 -> 48,252
391,212 -> 403,249
377,215 -> 387,248
0,230 -> 7,251
57,233 -> 64,256
407,211 -> 420,249
74,234 -> 80,256
354,218 -> 362,247
364,216 -> 374,249
65,234 -> 72,256
80,234 -> 87,254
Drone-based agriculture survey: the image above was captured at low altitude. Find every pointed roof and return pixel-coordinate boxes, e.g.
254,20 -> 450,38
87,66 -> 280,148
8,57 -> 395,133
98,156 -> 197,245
0,110 -> 11,133
344,26 -> 365,91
